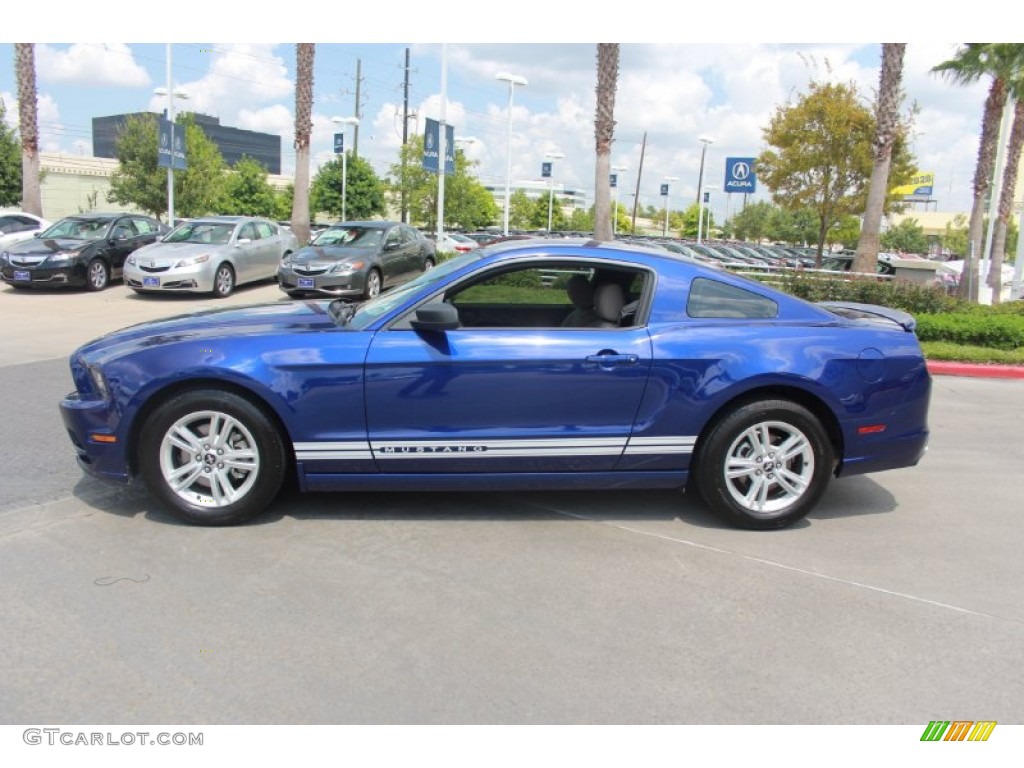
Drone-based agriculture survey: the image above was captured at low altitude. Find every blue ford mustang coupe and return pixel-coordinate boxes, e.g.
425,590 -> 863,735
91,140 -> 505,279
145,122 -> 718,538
59,239 -> 930,530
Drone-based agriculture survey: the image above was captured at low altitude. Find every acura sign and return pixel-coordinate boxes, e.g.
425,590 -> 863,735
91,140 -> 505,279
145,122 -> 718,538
724,157 -> 756,193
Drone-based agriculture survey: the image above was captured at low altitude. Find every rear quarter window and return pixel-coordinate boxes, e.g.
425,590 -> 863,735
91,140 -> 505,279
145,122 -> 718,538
687,277 -> 778,319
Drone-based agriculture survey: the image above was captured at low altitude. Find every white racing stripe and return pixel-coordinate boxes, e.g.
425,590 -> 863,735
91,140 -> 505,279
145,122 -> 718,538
294,435 -> 697,461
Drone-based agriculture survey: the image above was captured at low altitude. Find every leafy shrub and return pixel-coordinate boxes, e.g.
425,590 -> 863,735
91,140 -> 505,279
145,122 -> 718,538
915,313 -> 1024,350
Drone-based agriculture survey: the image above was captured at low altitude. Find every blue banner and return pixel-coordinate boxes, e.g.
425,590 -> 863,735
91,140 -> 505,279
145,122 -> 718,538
724,157 -> 756,193
333,133 -> 344,154
541,162 -> 552,179
610,173 -> 617,188
157,117 -> 187,171
422,118 -> 455,175
660,183 -> 669,197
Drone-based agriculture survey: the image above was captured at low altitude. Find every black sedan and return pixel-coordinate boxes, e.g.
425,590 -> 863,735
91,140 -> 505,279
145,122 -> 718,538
0,213 -> 167,291
277,221 -> 437,300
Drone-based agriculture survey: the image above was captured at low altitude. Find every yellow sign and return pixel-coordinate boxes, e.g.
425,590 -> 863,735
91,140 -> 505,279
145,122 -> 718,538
892,172 -> 935,197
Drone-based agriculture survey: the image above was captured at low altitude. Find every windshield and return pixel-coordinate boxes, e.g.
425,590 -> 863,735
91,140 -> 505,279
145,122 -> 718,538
163,222 -> 235,245
39,218 -> 109,241
346,251 -> 484,329
313,226 -> 384,248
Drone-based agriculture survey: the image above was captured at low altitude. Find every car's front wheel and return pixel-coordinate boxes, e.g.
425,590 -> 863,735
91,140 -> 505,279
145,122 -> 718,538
212,264 -> 234,298
363,268 -> 382,300
693,399 -> 834,530
86,259 -> 109,291
137,389 -> 288,526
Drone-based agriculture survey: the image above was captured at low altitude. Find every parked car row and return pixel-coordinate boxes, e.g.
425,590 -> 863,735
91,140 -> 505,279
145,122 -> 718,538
1,214 -> 440,302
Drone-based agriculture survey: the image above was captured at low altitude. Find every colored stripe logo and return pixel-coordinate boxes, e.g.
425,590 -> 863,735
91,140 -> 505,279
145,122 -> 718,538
920,721 -> 996,741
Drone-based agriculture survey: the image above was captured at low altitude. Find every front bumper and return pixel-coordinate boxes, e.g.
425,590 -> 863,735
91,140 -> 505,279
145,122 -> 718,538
59,392 -> 131,483
1,264 -> 86,287
124,264 -> 214,293
277,266 -> 366,297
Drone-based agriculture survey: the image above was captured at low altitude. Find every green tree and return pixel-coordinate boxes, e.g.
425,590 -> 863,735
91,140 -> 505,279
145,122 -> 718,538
832,214 -> 863,250
311,153 -> 386,221
107,113 -> 226,220
0,99 -> 22,207
855,43 -> 908,273
386,136 -> 495,230
220,156 -> 279,217
881,218 -> 929,254
989,86 -> 1024,302
725,200 -> 774,242
569,206 -> 594,232
757,79 -> 915,265
274,184 -> 294,221
531,191 -> 569,231
508,189 -> 534,230
933,43 -> 1024,300
942,213 -> 969,258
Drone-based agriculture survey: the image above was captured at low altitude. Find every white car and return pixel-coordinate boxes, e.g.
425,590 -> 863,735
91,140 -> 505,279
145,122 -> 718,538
0,212 -> 50,250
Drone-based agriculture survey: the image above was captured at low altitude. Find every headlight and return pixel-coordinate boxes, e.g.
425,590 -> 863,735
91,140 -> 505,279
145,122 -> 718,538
0,251 -> 7,265
44,251 -> 75,266
85,363 -> 109,399
280,254 -> 293,266
173,254 -> 211,268
127,255 -> 136,266
330,260 -> 363,275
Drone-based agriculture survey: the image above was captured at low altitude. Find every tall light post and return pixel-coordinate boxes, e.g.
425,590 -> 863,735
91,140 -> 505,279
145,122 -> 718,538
544,151 -> 564,233
496,72 -> 527,235
661,176 -> 678,237
611,165 -> 628,235
331,116 -> 359,222
695,135 -> 714,244
154,44 -> 188,227
700,185 -> 717,242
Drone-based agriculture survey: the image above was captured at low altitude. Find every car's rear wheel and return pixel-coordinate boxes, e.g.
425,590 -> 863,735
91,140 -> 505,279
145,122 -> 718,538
693,399 -> 834,530
86,259 -> 109,291
212,264 -> 234,298
137,389 -> 287,526
423,256 -> 435,271
363,268 -> 382,300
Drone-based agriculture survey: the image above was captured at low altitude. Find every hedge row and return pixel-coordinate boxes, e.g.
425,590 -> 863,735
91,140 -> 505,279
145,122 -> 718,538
753,271 -> 1024,350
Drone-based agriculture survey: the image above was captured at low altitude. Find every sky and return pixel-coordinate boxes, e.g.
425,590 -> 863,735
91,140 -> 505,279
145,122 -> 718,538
0,5 -> 998,226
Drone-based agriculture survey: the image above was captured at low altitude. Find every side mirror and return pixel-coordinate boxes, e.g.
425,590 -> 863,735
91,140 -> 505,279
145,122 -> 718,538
410,302 -> 460,332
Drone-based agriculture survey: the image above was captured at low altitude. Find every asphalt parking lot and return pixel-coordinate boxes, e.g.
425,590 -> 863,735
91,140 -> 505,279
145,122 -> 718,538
1,279 -> 1022,726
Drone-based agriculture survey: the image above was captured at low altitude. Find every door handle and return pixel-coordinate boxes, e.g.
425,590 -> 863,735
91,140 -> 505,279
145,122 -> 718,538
585,352 -> 639,367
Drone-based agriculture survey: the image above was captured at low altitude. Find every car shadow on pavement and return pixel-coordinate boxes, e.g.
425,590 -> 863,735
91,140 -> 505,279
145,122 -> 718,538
72,474 -> 898,531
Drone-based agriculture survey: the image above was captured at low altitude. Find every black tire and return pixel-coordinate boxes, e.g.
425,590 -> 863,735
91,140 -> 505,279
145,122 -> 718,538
693,399 -> 834,530
137,389 -> 288,526
423,256 -> 435,271
212,264 -> 235,298
363,268 -> 382,300
86,259 -> 110,291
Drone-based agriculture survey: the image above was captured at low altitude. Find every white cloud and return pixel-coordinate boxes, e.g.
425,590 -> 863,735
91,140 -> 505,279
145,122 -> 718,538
37,43 -> 150,88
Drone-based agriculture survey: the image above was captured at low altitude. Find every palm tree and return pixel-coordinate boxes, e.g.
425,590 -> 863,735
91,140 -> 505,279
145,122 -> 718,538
15,43 -> 42,216
988,94 -> 1024,303
932,44 -> 1024,301
853,44 -> 906,274
291,43 -> 315,247
592,43 -> 619,242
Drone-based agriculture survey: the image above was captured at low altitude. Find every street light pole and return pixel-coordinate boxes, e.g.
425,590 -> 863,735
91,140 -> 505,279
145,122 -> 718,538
155,44 -> 188,227
611,165 -> 628,236
496,72 -> 527,236
332,116 -> 359,222
696,135 -> 714,244
662,176 -> 678,237
544,151 -> 564,233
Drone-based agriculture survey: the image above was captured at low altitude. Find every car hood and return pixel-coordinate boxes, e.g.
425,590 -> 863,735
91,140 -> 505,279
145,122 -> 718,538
76,300 -> 343,365
6,237 -> 92,256
131,241 -> 225,264
290,245 -> 375,265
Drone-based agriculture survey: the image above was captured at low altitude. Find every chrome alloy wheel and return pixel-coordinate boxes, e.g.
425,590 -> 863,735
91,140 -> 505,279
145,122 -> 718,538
158,410 -> 260,508
722,420 -> 815,516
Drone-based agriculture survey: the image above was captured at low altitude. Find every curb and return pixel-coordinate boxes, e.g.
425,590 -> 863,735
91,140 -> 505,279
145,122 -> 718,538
927,361 -> 1024,380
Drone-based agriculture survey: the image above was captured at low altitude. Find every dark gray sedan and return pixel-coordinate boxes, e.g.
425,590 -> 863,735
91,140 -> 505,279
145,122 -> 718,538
277,221 -> 437,300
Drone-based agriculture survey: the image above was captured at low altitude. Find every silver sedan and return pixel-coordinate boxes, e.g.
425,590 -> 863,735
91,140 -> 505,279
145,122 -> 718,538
124,216 -> 298,298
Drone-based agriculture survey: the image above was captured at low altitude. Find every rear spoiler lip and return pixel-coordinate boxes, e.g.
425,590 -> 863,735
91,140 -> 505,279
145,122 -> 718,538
817,301 -> 917,332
